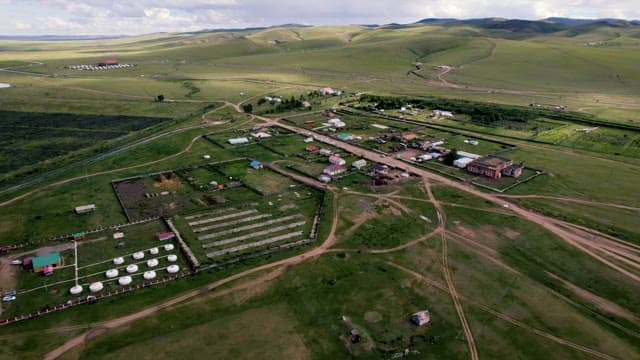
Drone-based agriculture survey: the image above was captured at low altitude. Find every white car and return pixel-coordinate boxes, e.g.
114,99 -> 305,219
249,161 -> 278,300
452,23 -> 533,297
1,295 -> 16,302
10,259 -> 22,265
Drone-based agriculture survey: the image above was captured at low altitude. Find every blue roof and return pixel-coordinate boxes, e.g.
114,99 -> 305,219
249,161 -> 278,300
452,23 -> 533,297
250,160 -> 262,168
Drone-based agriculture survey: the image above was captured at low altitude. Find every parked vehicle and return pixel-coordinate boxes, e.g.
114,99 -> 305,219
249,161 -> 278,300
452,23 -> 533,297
1,295 -> 16,302
10,259 -> 22,265
4,290 -> 16,296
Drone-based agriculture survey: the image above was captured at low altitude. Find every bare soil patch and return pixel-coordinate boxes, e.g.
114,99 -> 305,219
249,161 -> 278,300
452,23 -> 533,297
502,228 -> 520,240
153,172 -> 182,190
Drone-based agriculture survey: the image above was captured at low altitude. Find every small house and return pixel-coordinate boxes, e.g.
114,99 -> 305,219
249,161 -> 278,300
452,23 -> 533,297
411,310 -> 431,326
228,137 -> 249,145
329,155 -> 346,166
304,137 -> 314,143
250,160 -> 264,169
157,232 -> 175,241
352,159 -> 367,170
73,232 -> 86,241
323,165 -> 346,176
319,149 -> 333,157
75,204 -> 96,214
113,232 -> 124,239
32,252 -> 62,273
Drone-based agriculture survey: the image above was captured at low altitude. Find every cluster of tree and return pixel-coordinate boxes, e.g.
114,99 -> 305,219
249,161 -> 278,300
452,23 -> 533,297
360,95 -> 537,124
261,95 -> 312,114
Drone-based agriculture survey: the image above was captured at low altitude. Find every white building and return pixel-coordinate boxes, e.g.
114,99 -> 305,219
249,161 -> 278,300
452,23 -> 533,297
318,174 -> 332,183
323,165 -> 346,176
75,204 -> 96,214
432,110 -> 454,118
303,137 -> 314,143
251,132 -> 272,139
454,157 -> 475,169
228,137 -> 249,145
327,118 -> 346,128
319,87 -> 341,96
456,151 -> 482,160
352,159 -> 367,170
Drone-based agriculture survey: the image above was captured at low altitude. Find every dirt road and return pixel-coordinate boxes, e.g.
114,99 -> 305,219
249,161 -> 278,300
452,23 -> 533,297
387,262 -> 618,360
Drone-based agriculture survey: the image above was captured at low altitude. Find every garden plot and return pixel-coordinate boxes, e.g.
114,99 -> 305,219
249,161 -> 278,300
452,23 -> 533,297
183,205 -> 312,261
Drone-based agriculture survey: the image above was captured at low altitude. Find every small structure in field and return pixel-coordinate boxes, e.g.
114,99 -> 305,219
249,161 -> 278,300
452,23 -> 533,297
306,144 -> 320,152
304,137 -> 314,143
323,165 -> 346,176
464,139 -> 479,146
319,148 -> 333,157
467,155 -> 513,179
319,87 -> 341,96
228,137 -> 249,145
318,174 -> 332,183
75,204 -> 96,214
250,160 -> 264,169
327,118 -> 346,128
72,232 -> 86,241
352,159 -> 367,170
32,252 -> 61,273
329,155 -> 346,166
410,310 -> 431,326
157,232 -> 176,241
251,132 -> 272,139
431,110 -> 454,118
113,232 -> 124,240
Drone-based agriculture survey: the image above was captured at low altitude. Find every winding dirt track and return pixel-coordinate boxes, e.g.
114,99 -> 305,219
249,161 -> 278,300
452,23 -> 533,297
425,180 -> 479,360
387,262 -> 618,360
497,194 -> 640,212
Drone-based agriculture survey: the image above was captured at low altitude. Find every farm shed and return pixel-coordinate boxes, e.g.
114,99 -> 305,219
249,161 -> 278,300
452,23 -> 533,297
228,137 -> 249,145
157,232 -> 176,241
410,310 -> 431,326
75,204 -> 96,214
453,157 -> 475,169
32,252 -> 61,273
113,232 -> 124,239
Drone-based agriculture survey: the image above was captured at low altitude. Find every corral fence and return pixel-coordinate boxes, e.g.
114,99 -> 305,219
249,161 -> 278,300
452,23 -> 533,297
0,270 -> 193,327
